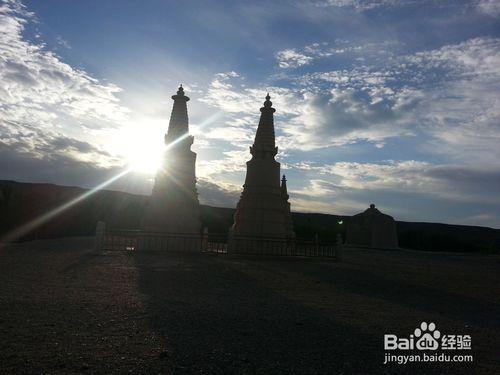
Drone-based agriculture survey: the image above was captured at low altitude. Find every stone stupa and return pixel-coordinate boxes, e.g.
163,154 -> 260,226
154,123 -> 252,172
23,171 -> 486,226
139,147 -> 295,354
230,93 -> 295,245
345,204 -> 398,249
143,85 -> 201,235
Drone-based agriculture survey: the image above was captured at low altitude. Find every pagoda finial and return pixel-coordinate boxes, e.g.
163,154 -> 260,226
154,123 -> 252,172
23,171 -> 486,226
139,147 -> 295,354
264,92 -> 272,108
167,84 -> 190,144
281,174 -> 288,197
252,91 -> 277,156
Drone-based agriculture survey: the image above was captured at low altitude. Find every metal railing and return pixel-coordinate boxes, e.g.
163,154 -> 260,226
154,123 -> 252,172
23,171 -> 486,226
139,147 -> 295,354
101,230 -> 201,252
98,226 -> 338,258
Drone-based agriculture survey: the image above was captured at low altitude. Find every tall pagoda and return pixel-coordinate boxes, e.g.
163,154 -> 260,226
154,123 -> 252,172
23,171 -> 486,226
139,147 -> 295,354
230,94 -> 295,240
143,85 -> 201,234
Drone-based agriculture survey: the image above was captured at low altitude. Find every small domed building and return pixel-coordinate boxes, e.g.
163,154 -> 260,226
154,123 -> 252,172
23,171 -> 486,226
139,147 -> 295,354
346,204 -> 398,249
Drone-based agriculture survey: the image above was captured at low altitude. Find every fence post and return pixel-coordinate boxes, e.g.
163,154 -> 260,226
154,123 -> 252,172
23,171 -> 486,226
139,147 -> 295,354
94,221 -> 106,252
137,232 -> 143,251
202,227 -> 208,252
336,233 -> 343,261
314,233 -> 319,257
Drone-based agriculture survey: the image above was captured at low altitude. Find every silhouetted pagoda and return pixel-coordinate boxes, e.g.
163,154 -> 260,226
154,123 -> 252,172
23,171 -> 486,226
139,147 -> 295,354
346,204 -> 398,249
143,85 -> 201,234
230,94 -> 295,242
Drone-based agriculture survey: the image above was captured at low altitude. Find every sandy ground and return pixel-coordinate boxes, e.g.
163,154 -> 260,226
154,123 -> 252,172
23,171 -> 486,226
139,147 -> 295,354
0,238 -> 499,374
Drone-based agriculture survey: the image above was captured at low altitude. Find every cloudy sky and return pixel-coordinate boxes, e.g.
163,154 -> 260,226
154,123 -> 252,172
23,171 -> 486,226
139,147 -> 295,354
1,0 -> 499,227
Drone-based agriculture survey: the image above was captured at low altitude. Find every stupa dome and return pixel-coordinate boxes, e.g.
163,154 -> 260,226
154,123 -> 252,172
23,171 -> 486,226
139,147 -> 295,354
346,204 -> 398,249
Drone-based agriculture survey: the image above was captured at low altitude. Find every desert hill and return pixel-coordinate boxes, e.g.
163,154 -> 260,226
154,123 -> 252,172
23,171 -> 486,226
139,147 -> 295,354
1,180 -> 498,252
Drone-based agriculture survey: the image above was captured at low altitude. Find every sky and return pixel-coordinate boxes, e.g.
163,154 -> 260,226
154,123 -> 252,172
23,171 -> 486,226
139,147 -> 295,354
0,0 -> 499,228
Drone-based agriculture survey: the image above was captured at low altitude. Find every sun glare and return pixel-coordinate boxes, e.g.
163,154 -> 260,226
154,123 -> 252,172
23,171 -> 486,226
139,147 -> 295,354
104,111 -> 223,175
108,120 -> 165,174
127,134 -> 164,173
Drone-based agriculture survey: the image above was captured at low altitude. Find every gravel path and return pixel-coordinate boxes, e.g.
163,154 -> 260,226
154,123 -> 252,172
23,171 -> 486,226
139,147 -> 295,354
0,238 -> 499,374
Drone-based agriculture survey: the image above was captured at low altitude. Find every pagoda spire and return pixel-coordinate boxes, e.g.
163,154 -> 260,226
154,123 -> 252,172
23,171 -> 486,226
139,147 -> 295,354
165,84 -> 190,145
281,175 -> 289,199
251,93 -> 277,158
143,84 -> 200,236
230,92 -> 295,245
281,174 -> 294,239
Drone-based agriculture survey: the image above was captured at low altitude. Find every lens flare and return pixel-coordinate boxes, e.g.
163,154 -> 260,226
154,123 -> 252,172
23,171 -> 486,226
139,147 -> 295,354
0,111 -> 224,246
0,168 -> 131,247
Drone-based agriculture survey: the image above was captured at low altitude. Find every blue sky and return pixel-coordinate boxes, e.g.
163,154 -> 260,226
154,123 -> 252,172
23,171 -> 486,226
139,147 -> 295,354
1,0 -> 500,227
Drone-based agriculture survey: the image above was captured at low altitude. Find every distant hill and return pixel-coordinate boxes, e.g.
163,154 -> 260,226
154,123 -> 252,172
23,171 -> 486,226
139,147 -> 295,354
1,180 -> 499,253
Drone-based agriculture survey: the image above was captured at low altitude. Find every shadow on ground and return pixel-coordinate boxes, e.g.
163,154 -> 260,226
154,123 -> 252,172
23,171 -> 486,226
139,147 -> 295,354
1,239 -> 499,374
134,248 -> 499,374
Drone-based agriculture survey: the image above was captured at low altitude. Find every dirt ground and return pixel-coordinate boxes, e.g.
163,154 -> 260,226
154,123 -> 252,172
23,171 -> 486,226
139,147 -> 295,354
0,238 -> 499,374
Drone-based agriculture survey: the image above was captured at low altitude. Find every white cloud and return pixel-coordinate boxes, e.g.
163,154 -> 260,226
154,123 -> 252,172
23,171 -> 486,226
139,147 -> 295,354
276,49 -> 314,68
275,40 -> 398,70
311,0 -> 416,11
0,0 -> 130,169
287,38 -> 500,157
199,37 -> 499,177
290,160 -> 500,204
196,177 -> 241,207
310,0 -> 495,15
203,125 -> 254,143
477,0 -> 500,16
2,0 -> 497,225
281,88 -> 420,150
197,149 -> 248,179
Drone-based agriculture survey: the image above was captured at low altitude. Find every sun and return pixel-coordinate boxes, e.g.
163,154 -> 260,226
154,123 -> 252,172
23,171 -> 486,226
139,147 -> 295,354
107,120 -> 165,174
104,111 -> 223,175
128,141 -> 164,173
